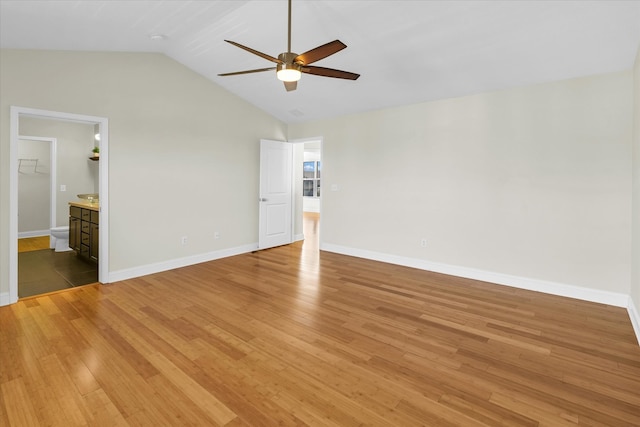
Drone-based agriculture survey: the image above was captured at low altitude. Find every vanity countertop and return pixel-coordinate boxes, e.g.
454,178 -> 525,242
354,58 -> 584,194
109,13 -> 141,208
69,201 -> 99,211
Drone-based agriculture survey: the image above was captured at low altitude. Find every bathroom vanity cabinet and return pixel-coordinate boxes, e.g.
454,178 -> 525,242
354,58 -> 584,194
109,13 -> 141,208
69,203 -> 99,263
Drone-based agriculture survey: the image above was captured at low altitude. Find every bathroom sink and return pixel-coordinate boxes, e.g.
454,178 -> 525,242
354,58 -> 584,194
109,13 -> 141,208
77,193 -> 99,202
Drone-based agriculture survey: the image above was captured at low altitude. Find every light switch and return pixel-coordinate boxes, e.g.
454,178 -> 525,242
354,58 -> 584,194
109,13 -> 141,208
60,185 -> 66,192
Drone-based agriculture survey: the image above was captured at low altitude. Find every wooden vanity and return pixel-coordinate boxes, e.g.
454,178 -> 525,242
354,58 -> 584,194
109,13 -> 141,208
69,201 -> 99,263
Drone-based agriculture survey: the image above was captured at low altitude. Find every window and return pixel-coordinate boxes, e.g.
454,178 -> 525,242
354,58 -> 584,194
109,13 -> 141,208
303,161 -> 321,198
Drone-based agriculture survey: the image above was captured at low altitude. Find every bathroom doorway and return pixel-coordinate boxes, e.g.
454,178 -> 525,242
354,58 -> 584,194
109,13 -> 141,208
8,106 -> 109,304
17,128 -> 98,297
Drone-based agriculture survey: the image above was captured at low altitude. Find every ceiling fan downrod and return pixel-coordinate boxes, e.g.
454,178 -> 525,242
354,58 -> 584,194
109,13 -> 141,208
287,0 -> 292,53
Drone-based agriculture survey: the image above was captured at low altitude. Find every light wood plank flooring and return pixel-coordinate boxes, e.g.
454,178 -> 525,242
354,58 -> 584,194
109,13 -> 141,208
1,214 -> 639,426
18,236 -> 50,253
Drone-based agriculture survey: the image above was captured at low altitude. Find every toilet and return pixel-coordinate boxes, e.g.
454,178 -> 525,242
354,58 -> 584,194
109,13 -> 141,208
50,226 -> 73,252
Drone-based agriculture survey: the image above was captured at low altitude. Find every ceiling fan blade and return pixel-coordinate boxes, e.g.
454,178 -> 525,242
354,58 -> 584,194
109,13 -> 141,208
218,67 -> 276,77
302,66 -> 360,80
295,40 -> 347,65
224,40 -> 281,64
284,81 -> 297,92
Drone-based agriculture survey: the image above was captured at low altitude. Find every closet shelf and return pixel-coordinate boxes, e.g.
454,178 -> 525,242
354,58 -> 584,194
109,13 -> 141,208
18,158 -> 39,172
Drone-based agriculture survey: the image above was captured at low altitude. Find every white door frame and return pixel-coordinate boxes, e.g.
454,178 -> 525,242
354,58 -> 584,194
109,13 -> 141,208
9,106 -> 109,304
17,135 -> 58,241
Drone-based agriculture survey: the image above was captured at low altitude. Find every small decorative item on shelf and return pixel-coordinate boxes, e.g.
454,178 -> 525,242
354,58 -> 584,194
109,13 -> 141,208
91,146 -> 100,159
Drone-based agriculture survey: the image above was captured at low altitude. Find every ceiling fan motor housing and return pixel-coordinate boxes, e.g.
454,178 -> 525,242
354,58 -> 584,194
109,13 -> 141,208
277,52 -> 302,81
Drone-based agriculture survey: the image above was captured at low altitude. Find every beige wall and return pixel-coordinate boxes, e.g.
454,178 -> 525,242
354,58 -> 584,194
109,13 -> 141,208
632,45 -> 640,313
1,48 -> 636,310
290,71 -> 633,295
0,49 -> 287,297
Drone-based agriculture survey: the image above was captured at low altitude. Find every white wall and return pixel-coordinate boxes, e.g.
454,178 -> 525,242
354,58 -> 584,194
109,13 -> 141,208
290,71 -> 633,297
0,49 -> 287,298
631,44 -> 640,332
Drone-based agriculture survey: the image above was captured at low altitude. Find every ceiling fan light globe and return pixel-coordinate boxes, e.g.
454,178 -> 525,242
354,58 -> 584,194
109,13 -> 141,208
277,68 -> 301,82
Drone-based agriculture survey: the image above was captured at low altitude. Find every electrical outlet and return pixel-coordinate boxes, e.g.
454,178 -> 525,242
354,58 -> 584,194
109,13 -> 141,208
181,236 -> 188,245
214,231 -> 220,240
420,238 -> 427,247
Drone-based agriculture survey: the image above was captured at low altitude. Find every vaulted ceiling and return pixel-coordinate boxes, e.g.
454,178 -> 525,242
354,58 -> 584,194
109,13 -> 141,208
1,1 -> 639,123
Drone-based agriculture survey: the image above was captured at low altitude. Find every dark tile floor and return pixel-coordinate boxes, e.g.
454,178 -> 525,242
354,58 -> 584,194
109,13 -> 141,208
18,249 -> 98,298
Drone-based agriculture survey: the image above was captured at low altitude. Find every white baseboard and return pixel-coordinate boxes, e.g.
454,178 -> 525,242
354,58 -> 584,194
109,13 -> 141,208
10,237 -> 639,347
108,243 -> 258,283
321,243 -> 630,308
628,297 -> 640,345
18,229 -> 50,238
0,292 -> 13,306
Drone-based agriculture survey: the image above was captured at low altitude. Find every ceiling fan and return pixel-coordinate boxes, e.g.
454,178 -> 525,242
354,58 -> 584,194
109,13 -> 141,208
218,0 -> 360,92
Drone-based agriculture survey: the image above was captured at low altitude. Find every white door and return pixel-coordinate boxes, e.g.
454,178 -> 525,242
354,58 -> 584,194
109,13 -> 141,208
259,139 -> 293,249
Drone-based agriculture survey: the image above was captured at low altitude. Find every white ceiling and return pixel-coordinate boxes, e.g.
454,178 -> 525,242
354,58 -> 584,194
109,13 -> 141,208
1,1 -> 639,124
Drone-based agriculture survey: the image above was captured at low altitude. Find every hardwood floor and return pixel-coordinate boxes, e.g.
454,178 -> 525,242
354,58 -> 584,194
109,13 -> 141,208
18,236 -> 50,253
1,213 -> 639,426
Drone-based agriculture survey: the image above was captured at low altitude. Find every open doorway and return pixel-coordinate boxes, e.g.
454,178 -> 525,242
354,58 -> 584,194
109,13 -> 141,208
17,136 -> 56,241
299,138 -> 322,253
17,122 -> 99,297
8,106 -> 109,304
